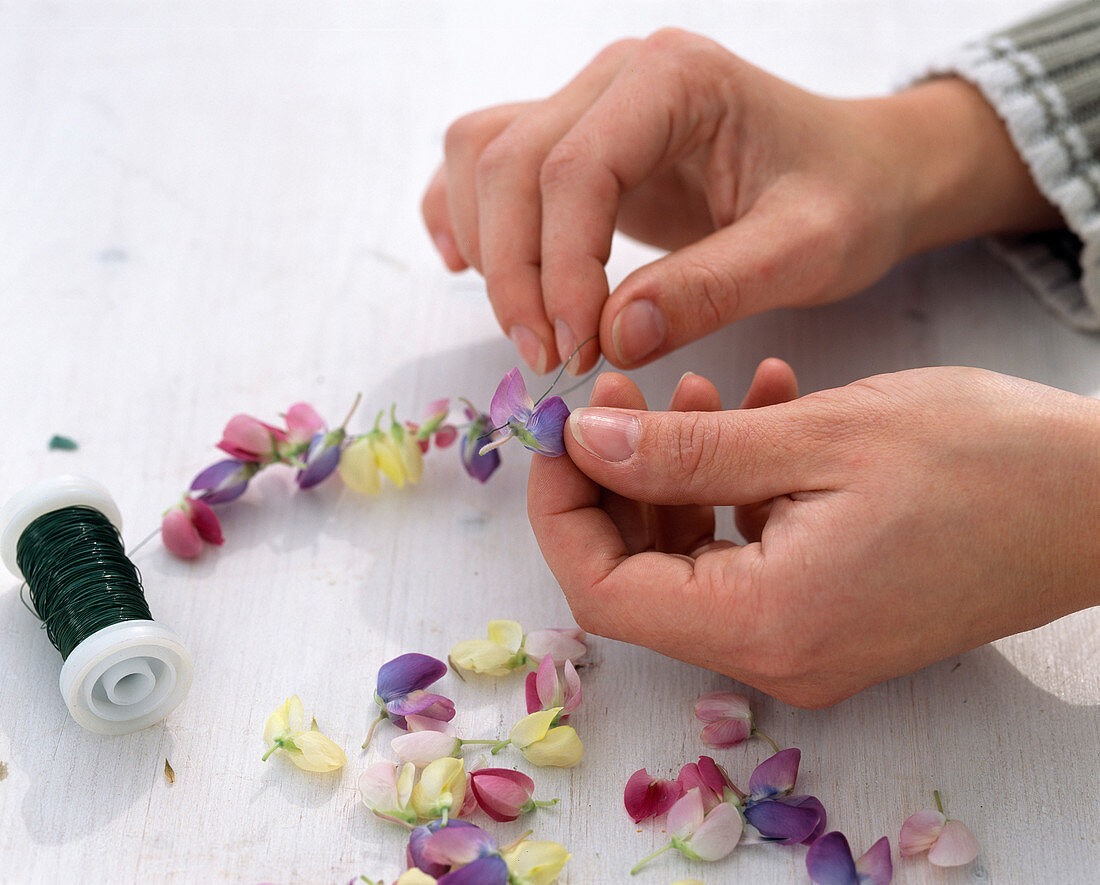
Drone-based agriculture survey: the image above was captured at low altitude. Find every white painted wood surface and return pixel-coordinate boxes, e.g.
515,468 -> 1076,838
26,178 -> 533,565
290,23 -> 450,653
1,2 -> 1097,883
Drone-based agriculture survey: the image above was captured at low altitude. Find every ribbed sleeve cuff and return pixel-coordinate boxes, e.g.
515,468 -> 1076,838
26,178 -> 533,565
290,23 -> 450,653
920,3 -> 1100,331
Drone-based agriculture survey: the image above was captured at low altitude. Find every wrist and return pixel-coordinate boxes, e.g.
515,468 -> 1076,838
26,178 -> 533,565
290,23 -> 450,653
858,77 -> 1063,259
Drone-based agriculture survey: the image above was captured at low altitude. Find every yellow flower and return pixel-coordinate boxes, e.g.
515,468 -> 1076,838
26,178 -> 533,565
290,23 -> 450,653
338,436 -> 381,495
410,756 -> 466,821
395,871 -> 437,885
450,619 -> 524,676
509,708 -> 583,768
261,695 -> 346,773
401,431 -> 424,484
501,839 -> 570,885
372,431 -> 407,487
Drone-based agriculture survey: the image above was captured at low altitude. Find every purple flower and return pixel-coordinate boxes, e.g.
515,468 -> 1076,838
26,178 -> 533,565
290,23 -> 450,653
408,819 -> 508,884
484,368 -> 569,457
741,749 -> 826,846
806,832 -> 893,885
460,407 -> 501,483
189,458 -> 257,505
296,429 -> 345,489
364,653 -> 455,748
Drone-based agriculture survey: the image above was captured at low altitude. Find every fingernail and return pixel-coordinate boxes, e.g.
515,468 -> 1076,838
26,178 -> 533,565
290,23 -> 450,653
612,300 -> 666,364
569,408 -> 640,462
555,319 -> 578,374
509,325 -> 547,374
433,230 -> 459,266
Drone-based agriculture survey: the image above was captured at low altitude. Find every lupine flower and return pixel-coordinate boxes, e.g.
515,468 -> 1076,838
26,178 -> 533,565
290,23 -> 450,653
217,413 -> 288,462
899,792 -> 980,867
525,657 -> 581,722
284,402 -> 326,447
459,402 -> 500,483
481,368 -> 569,457
631,788 -> 743,874
365,653 -> 455,747
392,722 -> 462,767
806,832 -> 893,885
624,768 -> 684,823
695,691 -> 754,749
407,819 -> 508,883
468,767 -> 557,822
358,761 -> 417,825
522,627 -> 587,665
410,757 -> 468,822
508,708 -> 583,768
339,435 -> 382,495
450,620 -> 526,676
500,839 -> 570,885
677,756 -> 736,813
261,695 -> 346,772
409,399 -> 458,454
161,496 -> 224,558
740,749 -> 826,846
189,458 -> 257,505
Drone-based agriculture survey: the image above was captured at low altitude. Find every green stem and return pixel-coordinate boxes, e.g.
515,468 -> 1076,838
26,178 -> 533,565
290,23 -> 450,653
754,729 -> 781,753
340,392 -> 363,429
934,789 -> 945,815
362,712 -> 385,750
458,738 -> 511,754
533,798 -> 559,808
630,842 -> 673,876
261,745 -> 277,762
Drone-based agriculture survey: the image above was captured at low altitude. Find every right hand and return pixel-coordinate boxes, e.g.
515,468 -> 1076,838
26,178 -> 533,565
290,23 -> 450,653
423,29 -> 1058,375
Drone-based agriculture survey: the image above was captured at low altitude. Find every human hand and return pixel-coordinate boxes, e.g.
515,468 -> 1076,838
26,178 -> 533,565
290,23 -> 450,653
424,30 -> 1059,376
527,364 -> 1099,707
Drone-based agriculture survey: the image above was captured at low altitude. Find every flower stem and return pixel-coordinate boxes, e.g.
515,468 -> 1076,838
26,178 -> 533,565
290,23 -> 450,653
340,392 -> 363,429
533,798 -> 559,809
934,789 -> 945,815
458,738 -> 511,755
630,842 -> 673,875
754,728 -> 782,753
362,712 -> 385,749
261,745 -> 277,762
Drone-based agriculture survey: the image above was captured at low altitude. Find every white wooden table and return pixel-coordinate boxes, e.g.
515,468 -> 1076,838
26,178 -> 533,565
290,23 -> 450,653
1,2 -> 1097,882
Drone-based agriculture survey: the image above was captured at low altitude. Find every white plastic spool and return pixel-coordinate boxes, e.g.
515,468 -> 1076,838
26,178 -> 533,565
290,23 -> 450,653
1,475 -> 193,735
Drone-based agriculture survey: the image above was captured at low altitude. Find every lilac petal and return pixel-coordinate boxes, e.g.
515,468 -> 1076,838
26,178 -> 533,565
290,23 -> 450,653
898,809 -> 945,857
743,798 -> 820,845
377,653 -> 448,702
461,417 -> 501,483
624,768 -> 683,823
523,395 -> 569,456
786,794 -> 827,844
701,717 -> 752,749
423,824 -> 498,866
437,855 -> 509,885
750,747 -> 800,799
387,690 -> 456,728
927,820 -> 979,867
297,433 -> 342,488
408,820 -> 477,876
806,831 -> 859,885
490,367 -> 532,427
190,459 -> 252,504
854,836 -> 893,884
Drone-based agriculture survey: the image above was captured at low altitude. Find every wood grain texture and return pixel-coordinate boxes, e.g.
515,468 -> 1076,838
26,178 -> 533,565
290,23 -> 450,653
0,2 -> 1096,883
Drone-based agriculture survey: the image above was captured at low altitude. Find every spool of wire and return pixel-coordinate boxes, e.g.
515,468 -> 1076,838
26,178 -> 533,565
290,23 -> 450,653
1,475 -> 193,735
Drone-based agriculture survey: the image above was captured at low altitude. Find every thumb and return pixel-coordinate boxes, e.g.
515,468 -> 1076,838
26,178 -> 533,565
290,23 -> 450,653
600,203 -> 837,368
565,398 -> 839,505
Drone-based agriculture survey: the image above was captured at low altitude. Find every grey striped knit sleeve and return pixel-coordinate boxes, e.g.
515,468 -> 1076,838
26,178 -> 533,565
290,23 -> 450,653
926,1 -> 1100,330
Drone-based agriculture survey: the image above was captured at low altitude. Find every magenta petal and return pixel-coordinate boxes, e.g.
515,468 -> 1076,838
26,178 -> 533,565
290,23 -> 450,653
927,820 -> 979,867
750,747 -> 800,799
490,367 -> 532,427
185,497 -> 223,545
218,414 -> 286,461
624,769 -> 684,823
695,756 -> 732,797
524,395 -> 569,456
854,836 -> 893,884
701,717 -> 752,749
898,809 -> 945,857
162,508 -> 202,558
376,653 -> 448,701
806,831 -> 858,885
470,769 -> 535,822
677,763 -> 722,812
524,671 -> 541,715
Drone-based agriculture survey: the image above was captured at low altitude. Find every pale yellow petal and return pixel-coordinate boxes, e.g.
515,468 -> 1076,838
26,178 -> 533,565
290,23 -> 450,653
487,619 -> 524,652
373,435 -> 407,487
509,708 -> 561,749
338,437 -> 381,495
395,870 -> 437,885
289,730 -> 347,772
402,434 -> 423,485
501,840 -> 571,885
395,761 -> 417,808
450,639 -> 518,676
411,757 -> 465,819
286,695 -> 305,734
263,698 -> 292,746
520,725 -> 582,768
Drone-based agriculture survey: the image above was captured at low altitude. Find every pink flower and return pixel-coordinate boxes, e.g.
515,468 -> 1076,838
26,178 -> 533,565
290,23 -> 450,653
162,497 -> 224,558
624,768 -> 684,823
899,793 -> 979,867
216,414 -> 288,462
677,756 -> 735,813
468,767 -> 557,822
284,402 -> 325,446
522,627 -> 587,664
524,656 -> 581,722
694,691 -> 754,748
630,788 -> 743,874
